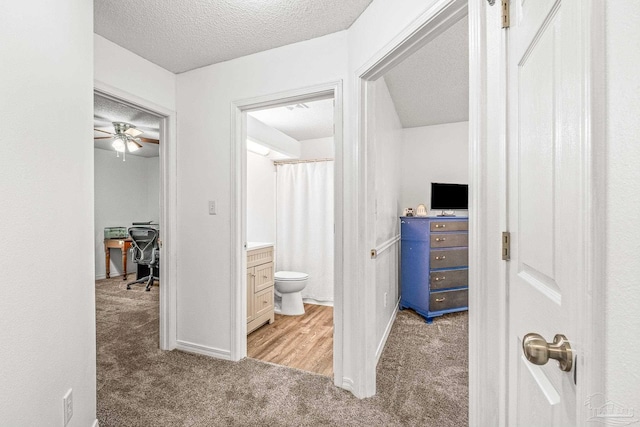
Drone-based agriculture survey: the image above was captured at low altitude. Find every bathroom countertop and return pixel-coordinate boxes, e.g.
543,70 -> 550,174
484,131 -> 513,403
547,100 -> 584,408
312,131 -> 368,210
247,242 -> 274,251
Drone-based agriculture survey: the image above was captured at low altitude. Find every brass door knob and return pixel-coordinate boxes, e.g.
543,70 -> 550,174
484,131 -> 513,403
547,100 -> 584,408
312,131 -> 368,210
522,333 -> 573,372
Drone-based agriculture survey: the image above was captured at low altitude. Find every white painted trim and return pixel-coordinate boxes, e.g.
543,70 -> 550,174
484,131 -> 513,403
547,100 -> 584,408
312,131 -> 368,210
374,234 -> 400,257
91,419 -> 99,427
230,81 -> 345,388
93,80 -> 178,351
467,2 -> 508,426
176,340 -> 232,360
351,0 -> 471,399
375,300 -> 400,365
576,1 -> 606,424
341,377 -> 355,394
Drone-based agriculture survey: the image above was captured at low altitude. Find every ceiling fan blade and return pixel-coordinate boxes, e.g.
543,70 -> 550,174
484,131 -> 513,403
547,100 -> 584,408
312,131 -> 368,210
94,137 -> 113,140
139,137 -> 159,144
94,128 -> 114,135
132,139 -> 143,149
125,127 -> 143,137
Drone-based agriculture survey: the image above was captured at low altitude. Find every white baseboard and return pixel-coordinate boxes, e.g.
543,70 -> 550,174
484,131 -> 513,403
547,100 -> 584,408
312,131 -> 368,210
375,299 -> 400,365
91,419 -> 99,427
176,340 -> 232,360
302,298 -> 334,307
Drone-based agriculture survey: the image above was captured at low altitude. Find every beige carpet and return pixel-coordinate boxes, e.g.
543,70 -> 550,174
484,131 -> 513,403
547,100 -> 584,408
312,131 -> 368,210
96,277 -> 468,426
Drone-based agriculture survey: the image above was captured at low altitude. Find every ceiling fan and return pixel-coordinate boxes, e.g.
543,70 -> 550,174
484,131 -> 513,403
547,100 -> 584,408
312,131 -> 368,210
94,122 -> 159,160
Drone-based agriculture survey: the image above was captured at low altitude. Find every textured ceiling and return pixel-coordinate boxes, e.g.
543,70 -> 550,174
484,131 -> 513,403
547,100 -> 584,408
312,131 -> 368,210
94,0 -> 372,73
248,98 -> 334,141
94,94 -> 161,158
384,16 -> 469,128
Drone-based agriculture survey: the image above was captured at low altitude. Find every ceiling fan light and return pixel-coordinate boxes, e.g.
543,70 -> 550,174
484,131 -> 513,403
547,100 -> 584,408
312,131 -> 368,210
126,139 -> 140,152
125,127 -> 143,137
112,137 -> 125,152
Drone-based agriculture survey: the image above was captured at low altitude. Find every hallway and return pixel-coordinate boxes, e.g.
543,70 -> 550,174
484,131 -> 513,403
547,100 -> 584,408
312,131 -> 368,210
96,277 -> 468,426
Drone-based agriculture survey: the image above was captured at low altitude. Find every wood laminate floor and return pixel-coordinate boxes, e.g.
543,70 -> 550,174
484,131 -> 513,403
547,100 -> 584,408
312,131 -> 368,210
247,303 -> 333,377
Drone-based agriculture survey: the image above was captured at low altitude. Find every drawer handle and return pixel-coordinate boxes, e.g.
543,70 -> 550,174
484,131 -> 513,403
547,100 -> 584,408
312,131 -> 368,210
435,256 -> 446,260
435,237 -> 446,242
263,275 -> 268,279
435,297 -> 446,302
434,276 -> 446,281
435,224 -> 446,228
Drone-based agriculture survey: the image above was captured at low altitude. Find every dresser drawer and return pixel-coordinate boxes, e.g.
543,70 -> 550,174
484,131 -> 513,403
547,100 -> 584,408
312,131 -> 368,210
254,262 -> 274,292
430,220 -> 468,232
430,233 -> 468,248
247,247 -> 274,268
431,248 -> 468,269
254,287 -> 274,317
430,289 -> 468,311
430,269 -> 468,290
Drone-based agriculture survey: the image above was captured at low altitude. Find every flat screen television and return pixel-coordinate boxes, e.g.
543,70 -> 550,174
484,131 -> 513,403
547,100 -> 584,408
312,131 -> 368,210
431,182 -> 468,210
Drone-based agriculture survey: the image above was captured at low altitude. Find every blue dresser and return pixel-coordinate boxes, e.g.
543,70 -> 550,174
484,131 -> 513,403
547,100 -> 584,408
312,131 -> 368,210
400,216 -> 469,323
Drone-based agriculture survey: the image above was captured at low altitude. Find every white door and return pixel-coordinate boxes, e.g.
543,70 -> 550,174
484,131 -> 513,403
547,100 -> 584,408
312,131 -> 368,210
507,0 -> 589,424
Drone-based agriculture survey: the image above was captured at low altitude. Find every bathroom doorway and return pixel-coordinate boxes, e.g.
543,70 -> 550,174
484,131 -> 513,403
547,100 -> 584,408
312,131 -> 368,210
231,83 -> 343,380
246,97 -> 335,376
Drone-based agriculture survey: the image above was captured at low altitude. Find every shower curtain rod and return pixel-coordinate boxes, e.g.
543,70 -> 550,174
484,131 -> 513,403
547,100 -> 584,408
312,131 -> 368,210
273,158 -> 334,165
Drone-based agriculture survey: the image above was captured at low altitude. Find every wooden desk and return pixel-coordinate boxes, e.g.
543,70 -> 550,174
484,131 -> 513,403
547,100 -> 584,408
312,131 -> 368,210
104,238 -> 133,280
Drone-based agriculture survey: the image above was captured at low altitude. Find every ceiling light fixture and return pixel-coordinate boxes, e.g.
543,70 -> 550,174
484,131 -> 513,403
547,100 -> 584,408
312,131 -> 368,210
109,122 -> 143,161
247,139 -> 270,156
285,103 -> 310,111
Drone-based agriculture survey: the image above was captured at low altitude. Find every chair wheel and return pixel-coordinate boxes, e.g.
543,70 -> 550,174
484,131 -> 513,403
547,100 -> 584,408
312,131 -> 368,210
126,286 -> 131,290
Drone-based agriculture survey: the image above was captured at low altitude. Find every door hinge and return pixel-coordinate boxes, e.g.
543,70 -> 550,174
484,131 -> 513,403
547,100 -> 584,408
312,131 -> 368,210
502,0 -> 510,29
502,231 -> 511,260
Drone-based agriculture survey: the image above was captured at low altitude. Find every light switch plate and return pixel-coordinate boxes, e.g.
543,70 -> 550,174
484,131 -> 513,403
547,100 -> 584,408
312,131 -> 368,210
208,200 -> 216,215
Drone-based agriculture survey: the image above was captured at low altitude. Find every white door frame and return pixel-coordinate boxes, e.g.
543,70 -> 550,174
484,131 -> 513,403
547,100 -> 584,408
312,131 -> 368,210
351,0 -> 472,399
230,81 -> 344,386
94,80 -> 178,351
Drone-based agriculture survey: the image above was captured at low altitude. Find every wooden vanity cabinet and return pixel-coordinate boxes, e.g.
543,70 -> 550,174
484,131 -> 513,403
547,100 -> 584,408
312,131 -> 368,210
247,246 -> 275,334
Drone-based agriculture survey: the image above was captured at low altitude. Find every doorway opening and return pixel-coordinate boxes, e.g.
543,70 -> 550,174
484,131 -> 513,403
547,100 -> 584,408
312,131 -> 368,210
92,85 -> 177,385
352,0 -> 474,399
231,82 -> 344,384
245,98 -> 335,376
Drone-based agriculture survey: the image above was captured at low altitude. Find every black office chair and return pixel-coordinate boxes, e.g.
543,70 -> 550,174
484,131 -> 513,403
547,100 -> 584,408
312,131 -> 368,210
126,227 -> 159,291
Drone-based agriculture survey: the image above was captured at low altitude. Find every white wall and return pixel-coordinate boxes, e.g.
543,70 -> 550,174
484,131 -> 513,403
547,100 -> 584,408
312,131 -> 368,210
401,121 -> 469,215
176,31 -> 348,357
0,1 -> 96,425
246,151 -> 276,243
299,137 -> 335,159
372,77 -> 403,358
94,34 -> 176,111
94,149 -> 159,279
605,0 -> 640,413
248,115 -> 301,158
147,156 -> 160,219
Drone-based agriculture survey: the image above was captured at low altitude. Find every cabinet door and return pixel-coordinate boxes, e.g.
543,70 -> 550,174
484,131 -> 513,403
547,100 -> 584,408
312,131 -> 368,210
247,268 -> 254,322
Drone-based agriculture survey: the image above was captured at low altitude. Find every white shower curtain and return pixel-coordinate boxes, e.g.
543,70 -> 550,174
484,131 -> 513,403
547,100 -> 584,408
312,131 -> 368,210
276,161 -> 334,302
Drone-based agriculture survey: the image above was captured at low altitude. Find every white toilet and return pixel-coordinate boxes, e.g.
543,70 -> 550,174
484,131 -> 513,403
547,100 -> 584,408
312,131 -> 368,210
274,271 -> 309,316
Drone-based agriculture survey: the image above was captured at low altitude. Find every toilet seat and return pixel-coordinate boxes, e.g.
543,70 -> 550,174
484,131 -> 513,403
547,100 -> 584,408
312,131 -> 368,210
275,271 -> 309,281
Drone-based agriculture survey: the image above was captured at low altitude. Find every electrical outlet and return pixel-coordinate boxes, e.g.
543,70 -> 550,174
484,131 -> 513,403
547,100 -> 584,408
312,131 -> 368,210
208,200 -> 216,215
63,389 -> 73,426
384,292 -> 388,308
